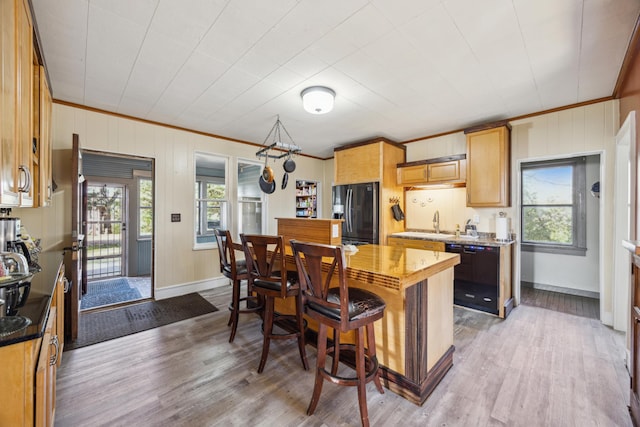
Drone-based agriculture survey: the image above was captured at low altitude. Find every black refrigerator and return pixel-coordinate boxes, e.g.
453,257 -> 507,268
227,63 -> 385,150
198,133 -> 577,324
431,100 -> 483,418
332,182 -> 379,245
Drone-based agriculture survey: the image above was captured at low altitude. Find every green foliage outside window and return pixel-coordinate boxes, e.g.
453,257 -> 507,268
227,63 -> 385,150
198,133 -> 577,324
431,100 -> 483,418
139,178 -> 153,236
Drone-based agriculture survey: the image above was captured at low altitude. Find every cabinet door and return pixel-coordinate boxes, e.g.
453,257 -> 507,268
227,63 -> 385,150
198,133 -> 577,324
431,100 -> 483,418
0,0 -> 19,206
35,307 -> 58,427
16,0 -> 33,207
334,143 -> 381,184
37,66 -> 52,206
428,160 -> 460,182
397,164 -> 427,185
466,126 -> 510,207
632,305 -> 640,425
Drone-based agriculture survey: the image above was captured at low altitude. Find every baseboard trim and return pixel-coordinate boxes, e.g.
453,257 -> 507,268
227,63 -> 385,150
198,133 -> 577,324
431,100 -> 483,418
155,276 -> 229,300
521,281 -> 599,299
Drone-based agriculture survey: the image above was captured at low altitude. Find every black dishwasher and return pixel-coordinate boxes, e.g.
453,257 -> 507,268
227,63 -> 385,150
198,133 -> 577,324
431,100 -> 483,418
445,243 -> 499,315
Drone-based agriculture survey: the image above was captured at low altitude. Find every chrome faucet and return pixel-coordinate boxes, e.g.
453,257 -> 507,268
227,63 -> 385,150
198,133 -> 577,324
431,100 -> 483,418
433,210 -> 440,234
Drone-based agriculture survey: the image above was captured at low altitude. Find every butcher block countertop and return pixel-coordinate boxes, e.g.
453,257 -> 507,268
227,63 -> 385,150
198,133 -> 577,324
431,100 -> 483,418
288,243 -> 460,292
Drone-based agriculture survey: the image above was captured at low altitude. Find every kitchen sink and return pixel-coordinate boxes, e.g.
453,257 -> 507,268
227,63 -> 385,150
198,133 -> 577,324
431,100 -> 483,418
457,235 -> 480,240
392,231 -> 455,240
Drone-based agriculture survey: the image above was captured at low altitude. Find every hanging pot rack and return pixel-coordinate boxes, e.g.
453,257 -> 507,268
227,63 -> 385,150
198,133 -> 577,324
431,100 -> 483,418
255,116 -> 302,160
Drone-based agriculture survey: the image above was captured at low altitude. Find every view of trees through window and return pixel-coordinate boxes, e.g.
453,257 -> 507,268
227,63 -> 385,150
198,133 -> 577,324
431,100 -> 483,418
139,178 -> 153,237
521,155 -> 587,256
522,164 -> 573,245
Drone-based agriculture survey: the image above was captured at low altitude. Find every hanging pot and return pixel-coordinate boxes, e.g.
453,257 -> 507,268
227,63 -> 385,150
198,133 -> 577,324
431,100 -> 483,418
262,165 -> 274,183
283,156 -> 296,173
259,175 -> 276,194
261,150 -> 274,183
281,172 -> 289,190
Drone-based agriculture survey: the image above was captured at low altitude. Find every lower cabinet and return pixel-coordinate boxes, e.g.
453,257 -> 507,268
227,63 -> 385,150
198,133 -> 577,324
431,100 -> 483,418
35,307 -> 57,426
630,257 -> 640,425
0,262 -> 64,426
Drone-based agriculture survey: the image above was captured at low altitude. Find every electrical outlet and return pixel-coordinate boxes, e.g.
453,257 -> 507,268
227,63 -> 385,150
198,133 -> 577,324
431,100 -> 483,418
473,214 -> 480,224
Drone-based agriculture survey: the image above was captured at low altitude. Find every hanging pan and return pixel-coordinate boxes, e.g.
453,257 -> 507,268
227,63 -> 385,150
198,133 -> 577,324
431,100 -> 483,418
283,154 -> 296,173
259,175 -> 276,194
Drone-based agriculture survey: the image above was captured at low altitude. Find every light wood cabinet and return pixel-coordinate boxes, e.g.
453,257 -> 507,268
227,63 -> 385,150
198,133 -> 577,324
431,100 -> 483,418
388,236 -> 445,252
33,65 -> 52,207
0,0 -> 35,207
16,0 -> 33,207
0,262 -> 64,426
0,0 -> 20,206
630,256 -> 640,425
334,142 -> 383,185
397,156 -> 466,186
465,122 -> 511,207
333,138 -> 406,244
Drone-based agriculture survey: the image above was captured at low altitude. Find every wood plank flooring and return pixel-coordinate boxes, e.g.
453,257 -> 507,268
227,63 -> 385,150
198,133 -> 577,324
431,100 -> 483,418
55,285 -> 632,426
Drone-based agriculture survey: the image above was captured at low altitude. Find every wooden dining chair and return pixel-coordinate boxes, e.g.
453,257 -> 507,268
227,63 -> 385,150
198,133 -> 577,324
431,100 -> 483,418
290,239 -> 386,427
214,229 -> 262,343
240,234 -> 308,374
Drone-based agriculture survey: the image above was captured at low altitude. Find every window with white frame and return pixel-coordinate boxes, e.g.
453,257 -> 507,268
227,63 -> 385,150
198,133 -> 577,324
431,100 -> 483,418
521,156 -> 586,255
195,153 -> 228,247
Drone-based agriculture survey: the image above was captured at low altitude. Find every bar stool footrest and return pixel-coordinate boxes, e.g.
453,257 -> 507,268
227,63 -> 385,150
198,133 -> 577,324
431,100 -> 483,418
320,344 -> 380,386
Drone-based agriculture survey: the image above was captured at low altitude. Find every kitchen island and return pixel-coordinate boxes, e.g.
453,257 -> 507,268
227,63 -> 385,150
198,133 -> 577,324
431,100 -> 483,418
279,242 -> 460,405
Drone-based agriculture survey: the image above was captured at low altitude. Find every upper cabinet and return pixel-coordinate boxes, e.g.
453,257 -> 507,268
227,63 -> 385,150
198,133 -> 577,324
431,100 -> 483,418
334,139 -> 405,185
465,122 -> 511,207
0,0 -> 51,208
34,65 -> 52,207
16,0 -> 33,207
397,155 -> 466,186
0,0 -> 20,206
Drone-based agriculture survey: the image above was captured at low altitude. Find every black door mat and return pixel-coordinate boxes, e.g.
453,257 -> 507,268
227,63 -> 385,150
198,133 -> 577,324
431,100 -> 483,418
66,293 -> 218,350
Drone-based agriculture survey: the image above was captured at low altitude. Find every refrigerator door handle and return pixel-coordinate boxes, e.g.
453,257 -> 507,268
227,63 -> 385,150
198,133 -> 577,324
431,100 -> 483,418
346,188 -> 353,233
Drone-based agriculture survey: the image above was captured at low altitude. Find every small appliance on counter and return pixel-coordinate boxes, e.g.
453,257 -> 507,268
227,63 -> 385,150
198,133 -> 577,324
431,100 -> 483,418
0,252 -> 32,316
0,213 -> 39,271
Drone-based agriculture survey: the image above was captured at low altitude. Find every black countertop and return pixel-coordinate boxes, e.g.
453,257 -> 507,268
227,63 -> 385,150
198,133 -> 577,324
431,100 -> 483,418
0,264 -> 57,348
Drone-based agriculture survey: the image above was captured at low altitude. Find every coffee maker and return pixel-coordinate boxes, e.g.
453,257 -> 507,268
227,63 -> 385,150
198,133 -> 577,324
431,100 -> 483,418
0,216 -> 31,267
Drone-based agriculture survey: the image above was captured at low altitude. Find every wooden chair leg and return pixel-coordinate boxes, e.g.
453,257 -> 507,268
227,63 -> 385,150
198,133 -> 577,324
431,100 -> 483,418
331,328 -> 340,376
228,279 -> 241,342
366,323 -> 384,394
257,297 -> 274,374
355,327 -> 370,427
295,293 -> 309,370
307,323 -> 327,416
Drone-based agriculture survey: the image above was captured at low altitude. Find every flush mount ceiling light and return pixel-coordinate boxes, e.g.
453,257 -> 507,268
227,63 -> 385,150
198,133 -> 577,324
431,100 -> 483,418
301,86 -> 335,114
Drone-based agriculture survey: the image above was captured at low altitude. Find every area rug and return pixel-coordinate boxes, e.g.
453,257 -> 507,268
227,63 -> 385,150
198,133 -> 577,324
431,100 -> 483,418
80,278 -> 143,310
66,293 -> 218,350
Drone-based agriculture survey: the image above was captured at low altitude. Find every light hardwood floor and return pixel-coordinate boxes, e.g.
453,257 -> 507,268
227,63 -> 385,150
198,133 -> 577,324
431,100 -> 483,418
55,285 -> 632,426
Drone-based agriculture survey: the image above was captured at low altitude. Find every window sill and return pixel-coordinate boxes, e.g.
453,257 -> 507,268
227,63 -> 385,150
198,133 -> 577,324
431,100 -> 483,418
521,243 -> 586,256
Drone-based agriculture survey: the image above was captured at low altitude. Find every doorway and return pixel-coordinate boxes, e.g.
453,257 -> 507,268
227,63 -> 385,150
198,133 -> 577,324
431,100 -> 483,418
81,152 -> 154,311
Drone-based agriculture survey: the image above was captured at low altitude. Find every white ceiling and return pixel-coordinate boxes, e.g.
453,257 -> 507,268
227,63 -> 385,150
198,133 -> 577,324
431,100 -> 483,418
31,0 -> 640,159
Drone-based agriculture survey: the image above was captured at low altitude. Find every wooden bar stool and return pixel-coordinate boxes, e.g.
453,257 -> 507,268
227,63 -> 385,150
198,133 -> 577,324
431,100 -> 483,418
214,229 -> 262,343
240,234 -> 308,374
290,240 -> 386,427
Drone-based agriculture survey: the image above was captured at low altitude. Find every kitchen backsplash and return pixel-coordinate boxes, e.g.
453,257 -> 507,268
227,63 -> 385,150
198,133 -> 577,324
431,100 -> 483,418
404,188 -> 515,235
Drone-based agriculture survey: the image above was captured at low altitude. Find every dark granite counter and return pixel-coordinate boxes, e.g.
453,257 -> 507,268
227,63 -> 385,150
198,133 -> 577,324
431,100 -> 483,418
0,263 -> 59,347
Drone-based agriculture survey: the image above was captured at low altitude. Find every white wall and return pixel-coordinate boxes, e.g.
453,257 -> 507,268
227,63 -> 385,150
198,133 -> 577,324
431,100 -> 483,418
402,100 -> 619,322
520,155 -> 600,296
19,104 -> 328,295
